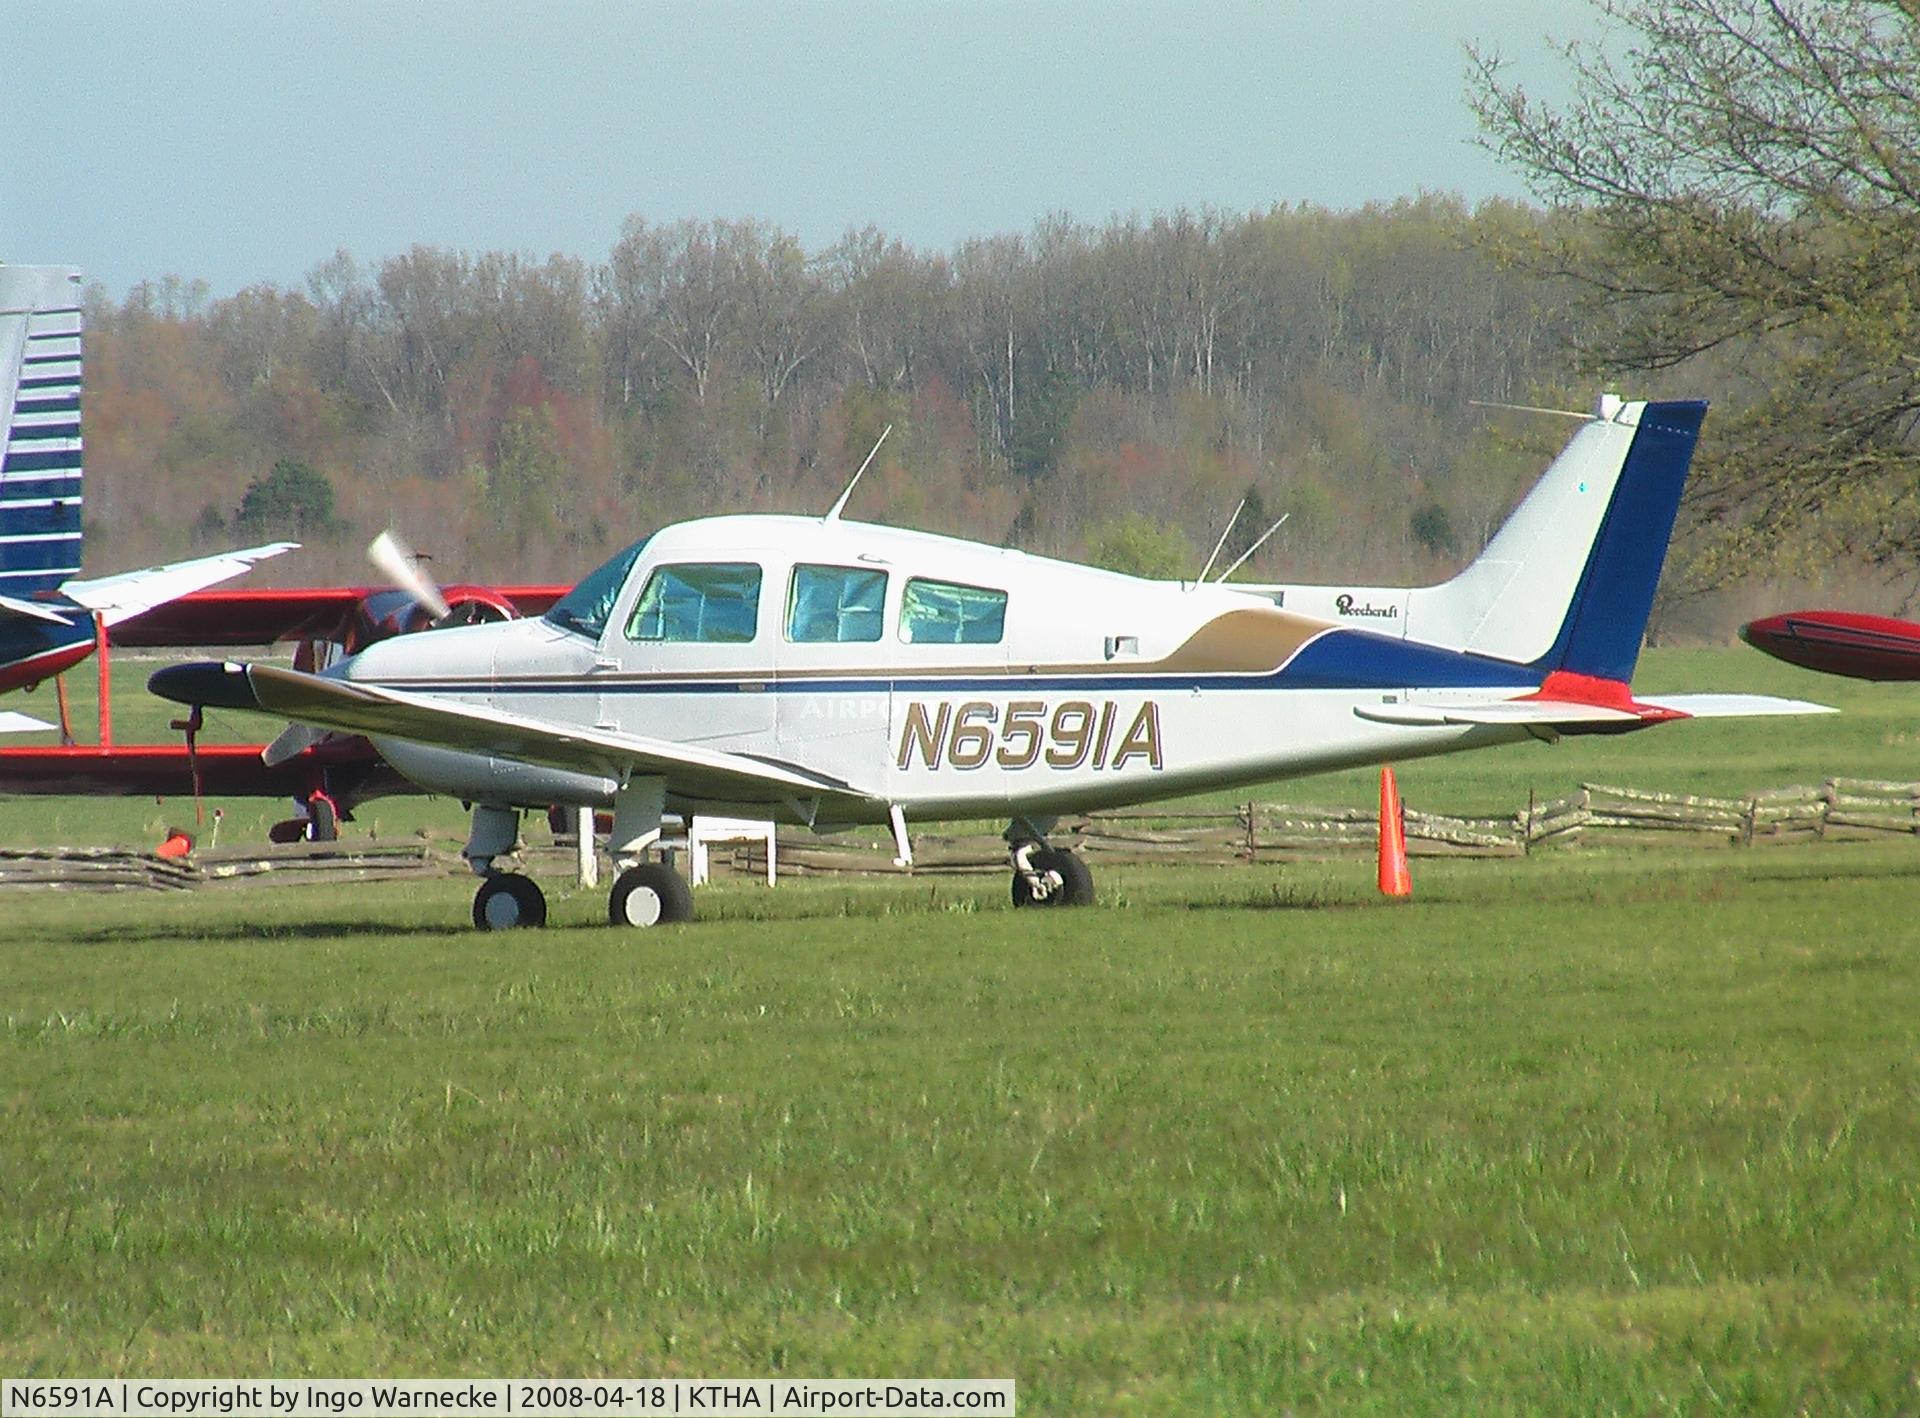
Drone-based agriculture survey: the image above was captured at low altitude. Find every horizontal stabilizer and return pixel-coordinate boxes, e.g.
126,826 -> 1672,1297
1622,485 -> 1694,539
1357,690 -> 1832,731
0,710 -> 56,734
61,542 -> 298,627
0,592 -> 73,626
1355,698 -> 1646,728
1633,693 -> 1835,719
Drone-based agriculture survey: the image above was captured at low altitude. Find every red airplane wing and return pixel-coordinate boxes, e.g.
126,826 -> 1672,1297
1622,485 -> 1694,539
0,743 -> 411,800
1740,610 -> 1920,681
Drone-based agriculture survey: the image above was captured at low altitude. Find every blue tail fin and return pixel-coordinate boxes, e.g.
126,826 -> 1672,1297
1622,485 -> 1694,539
0,266 -> 85,597
1534,399 -> 1707,683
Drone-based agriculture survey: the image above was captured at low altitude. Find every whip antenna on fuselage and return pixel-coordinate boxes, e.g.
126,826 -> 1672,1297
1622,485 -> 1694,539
824,424 -> 893,523
1212,512 -> 1290,583
1191,498 -> 1247,588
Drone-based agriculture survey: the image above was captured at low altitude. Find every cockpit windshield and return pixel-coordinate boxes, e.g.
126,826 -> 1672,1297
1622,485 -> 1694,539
543,536 -> 652,639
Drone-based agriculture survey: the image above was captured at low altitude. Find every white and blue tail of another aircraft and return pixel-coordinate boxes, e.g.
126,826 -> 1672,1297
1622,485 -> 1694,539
0,265 -> 294,725
0,266 -> 86,601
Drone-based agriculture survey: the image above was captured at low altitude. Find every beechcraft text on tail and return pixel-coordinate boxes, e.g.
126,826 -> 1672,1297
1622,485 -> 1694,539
153,395 -> 1831,930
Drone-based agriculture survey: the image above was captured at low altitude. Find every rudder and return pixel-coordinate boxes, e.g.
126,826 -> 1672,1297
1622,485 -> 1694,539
0,265 -> 85,598
1535,399 -> 1706,683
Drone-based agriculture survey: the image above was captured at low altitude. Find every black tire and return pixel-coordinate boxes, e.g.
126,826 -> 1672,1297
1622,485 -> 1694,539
472,873 -> 547,930
1011,847 -> 1095,908
305,794 -> 339,842
609,862 -> 695,927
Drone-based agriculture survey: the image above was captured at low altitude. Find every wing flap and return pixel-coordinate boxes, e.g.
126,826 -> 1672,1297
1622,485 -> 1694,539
151,661 -> 869,806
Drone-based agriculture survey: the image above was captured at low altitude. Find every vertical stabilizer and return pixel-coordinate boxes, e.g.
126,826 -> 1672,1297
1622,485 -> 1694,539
1391,398 -> 1706,681
0,266 -> 85,597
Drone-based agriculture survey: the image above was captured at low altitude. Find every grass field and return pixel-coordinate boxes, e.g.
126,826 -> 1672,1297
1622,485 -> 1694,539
5,850 -> 1920,1406
2,645 -> 1919,1408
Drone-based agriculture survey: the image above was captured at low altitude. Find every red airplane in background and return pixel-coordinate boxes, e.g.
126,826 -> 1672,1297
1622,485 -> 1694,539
0,579 -> 567,840
0,260 -> 571,841
1740,610 -> 1920,681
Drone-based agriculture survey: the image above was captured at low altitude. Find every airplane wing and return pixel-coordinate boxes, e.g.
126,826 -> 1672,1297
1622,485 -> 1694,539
110,584 -> 571,646
0,710 -> 56,734
57,542 -> 299,628
1740,610 -> 1920,681
0,743 -> 307,796
150,661 -> 872,806
1355,691 -> 1832,729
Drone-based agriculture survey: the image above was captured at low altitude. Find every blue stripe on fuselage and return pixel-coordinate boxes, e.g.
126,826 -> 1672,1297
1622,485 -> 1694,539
371,626 -> 1548,698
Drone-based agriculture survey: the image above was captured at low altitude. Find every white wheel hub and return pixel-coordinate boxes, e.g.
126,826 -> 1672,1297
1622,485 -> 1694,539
622,886 -> 663,926
483,889 -> 521,929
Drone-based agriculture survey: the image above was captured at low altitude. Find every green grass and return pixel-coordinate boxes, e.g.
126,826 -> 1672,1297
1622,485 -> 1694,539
3,846 -> 1919,1409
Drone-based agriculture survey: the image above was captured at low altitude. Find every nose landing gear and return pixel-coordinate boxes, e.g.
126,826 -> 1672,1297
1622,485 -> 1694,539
473,871 -> 548,929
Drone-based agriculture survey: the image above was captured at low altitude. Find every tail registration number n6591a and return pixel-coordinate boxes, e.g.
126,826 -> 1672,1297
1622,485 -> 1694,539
896,699 -> 1163,772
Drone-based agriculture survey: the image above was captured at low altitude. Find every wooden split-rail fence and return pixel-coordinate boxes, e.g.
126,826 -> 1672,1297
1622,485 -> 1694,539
717,777 -> 1920,877
0,842 -> 452,893
6,778 -> 1920,891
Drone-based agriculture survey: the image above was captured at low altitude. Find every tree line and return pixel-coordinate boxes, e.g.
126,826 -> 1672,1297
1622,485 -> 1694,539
79,195 -> 1586,589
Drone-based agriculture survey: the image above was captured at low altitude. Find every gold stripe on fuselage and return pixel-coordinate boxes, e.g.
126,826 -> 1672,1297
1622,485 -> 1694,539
380,607 -> 1340,690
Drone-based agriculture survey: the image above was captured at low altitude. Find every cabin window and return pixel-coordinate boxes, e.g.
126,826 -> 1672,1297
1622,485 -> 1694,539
787,564 -> 886,643
899,577 -> 1007,644
626,562 -> 762,643
543,534 -> 651,639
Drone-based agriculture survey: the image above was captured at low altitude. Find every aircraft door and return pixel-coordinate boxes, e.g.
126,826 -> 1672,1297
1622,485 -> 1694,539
774,561 -> 893,794
604,559 -> 776,751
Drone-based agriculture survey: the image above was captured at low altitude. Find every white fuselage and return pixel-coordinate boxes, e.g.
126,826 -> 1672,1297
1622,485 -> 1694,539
346,515 -> 1530,827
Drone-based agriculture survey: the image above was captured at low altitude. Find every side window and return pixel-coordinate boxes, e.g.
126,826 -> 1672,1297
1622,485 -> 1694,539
787,564 -> 886,643
626,563 -> 762,643
899,577 -> 1007,644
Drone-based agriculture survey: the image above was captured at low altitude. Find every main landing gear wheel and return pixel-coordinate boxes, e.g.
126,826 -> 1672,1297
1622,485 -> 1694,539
1011,847 -> 1095,908
305,794 -> 339,843
473,873 -> 547,930
609,862 -> 694,927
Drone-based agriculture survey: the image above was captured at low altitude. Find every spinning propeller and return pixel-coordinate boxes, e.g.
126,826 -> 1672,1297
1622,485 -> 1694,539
368,529 -> 451,621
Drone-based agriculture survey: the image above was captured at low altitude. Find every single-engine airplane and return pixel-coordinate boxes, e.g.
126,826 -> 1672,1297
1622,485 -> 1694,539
153,395 -> 1830,931
0,263 -> 292,726
1741,609 -> 1920,681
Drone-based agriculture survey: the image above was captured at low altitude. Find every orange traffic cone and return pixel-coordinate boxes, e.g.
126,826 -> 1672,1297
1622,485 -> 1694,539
1377,766 -> 1411,899
156,828 -> 194,860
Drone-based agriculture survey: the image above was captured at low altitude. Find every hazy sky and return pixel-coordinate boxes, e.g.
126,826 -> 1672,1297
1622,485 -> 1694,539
4,1 -> 1600,298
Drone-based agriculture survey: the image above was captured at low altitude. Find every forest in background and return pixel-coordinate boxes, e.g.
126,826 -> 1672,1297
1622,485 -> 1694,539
74,195 -> 1625,601
66,0 -> 1920,641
